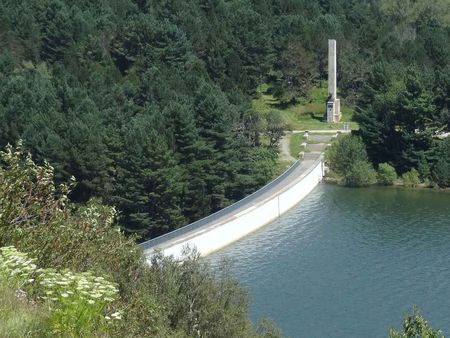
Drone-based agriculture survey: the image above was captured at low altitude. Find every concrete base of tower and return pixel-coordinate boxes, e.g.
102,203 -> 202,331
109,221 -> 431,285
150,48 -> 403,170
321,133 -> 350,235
326,98 -> 341,123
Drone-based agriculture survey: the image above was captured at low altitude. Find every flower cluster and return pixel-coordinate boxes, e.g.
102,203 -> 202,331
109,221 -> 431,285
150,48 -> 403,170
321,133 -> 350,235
38,269 -> 119,307
36,269 -> 122,334
0,246 -> 123,334
0,246 -> 37,287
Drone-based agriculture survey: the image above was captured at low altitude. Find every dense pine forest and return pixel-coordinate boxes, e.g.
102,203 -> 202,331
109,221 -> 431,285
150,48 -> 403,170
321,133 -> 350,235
0,0 -> 449,240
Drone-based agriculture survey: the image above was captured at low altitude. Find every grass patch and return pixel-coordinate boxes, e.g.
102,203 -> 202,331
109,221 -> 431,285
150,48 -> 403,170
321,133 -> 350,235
253,83 -> 359,131
289,133 -> 304,158
0,283 -> 49,338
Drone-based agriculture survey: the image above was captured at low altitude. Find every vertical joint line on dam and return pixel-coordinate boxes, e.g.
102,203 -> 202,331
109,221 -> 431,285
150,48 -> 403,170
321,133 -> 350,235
277,196 -> 281,217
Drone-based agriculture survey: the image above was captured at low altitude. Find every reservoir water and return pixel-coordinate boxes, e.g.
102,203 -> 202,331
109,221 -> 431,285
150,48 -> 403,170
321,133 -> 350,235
208,184 -> 450,337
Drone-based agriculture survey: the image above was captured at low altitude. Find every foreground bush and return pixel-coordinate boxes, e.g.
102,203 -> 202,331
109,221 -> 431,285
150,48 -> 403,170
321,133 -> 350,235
389,307 -> 444,338
0,246 -> 37,289
38,269 -> 120,335
0,246 -> 120,336
325,135 -> 376,187
0,246 -> 49,337
0,142 -> 282,337
377,163 -> 397,186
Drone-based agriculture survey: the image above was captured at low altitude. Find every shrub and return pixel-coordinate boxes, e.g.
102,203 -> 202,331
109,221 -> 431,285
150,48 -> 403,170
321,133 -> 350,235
37,269 -> 120,336
0,246 -> 120,336
326,135 -> 376,187
0,246 -> 37,289
402,168 -> 421,188
257,318 -> 284,338
377,163 -> 397,185
0,142 -> 143,296
0,248 -> 48,337
389,307 -> 444,338
325,134 -> 369,175
342,160 -> 377,187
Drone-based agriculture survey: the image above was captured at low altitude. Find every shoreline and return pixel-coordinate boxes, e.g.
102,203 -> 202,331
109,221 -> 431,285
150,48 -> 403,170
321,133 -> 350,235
323,176 -> 450,192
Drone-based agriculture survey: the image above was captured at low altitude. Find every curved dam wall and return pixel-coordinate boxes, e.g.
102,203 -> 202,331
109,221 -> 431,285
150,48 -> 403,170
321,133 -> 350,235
140,156 -> 324,260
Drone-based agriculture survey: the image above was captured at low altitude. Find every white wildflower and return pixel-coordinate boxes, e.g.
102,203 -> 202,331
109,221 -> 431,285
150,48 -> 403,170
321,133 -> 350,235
56,281 -> 69,286
111,312 -> 122,320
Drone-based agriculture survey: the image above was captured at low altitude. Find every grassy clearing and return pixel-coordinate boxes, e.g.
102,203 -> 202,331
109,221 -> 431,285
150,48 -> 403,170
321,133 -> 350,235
253,83 -> 359,131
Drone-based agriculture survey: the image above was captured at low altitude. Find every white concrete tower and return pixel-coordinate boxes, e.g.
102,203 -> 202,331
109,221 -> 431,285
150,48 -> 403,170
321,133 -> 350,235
328,39 -> 337,100
326,39 -> 341,123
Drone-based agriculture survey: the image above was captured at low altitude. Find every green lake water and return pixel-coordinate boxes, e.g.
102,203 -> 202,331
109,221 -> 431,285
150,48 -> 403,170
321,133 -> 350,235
208,184 -> 450,337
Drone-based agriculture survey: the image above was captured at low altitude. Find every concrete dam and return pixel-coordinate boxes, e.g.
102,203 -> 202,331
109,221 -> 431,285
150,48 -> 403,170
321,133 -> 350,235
139,142 -> 326,260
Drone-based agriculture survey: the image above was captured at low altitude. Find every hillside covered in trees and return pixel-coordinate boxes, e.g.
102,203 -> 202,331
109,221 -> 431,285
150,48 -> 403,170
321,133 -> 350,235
0,0 -> 449,240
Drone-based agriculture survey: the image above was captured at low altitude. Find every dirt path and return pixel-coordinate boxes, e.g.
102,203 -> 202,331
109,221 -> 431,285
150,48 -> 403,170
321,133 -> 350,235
279,132 -> 296,162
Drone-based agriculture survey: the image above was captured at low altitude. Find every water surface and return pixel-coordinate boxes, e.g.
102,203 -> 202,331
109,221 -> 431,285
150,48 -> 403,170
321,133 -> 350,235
208,185 -> 450,337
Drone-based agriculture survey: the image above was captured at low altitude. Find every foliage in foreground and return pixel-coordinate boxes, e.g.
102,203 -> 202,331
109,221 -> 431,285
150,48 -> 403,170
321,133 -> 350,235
389,307 -> 444,338
0,246 -> 120,336
0,282 -> 49,338
0,143 -> 282,337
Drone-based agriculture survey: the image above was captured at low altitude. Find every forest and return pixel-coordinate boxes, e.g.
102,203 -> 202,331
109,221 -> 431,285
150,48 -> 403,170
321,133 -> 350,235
0,0 -> 449,240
